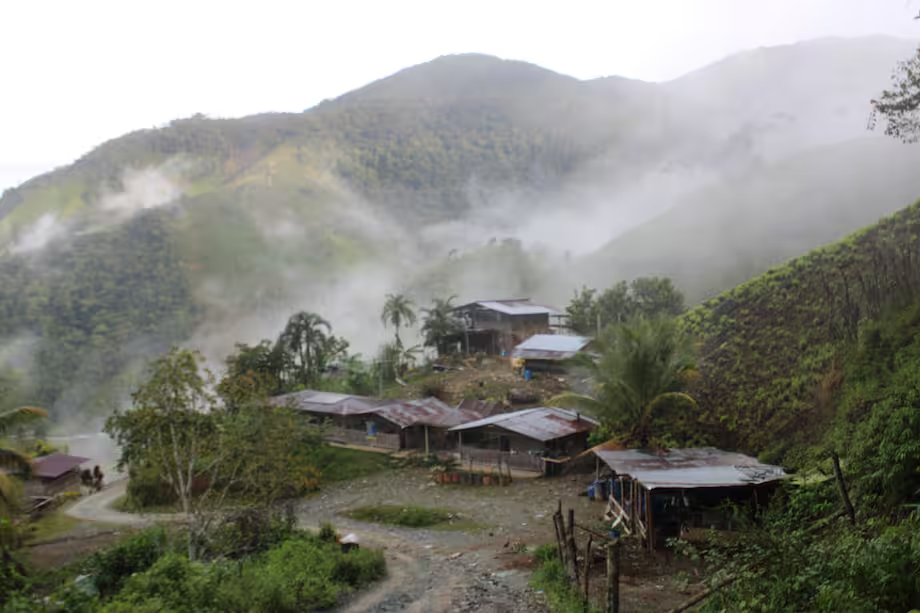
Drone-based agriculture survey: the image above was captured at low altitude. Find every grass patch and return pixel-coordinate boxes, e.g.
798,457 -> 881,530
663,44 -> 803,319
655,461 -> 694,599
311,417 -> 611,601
22,509 -> 83,544
342,504 -> 482,531
314,446 -> 394,483
530,545 -> 601,613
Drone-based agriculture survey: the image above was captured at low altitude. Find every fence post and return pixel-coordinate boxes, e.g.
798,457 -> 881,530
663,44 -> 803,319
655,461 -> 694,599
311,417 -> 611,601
606,539 -> 620,613
567,508 -> 579,583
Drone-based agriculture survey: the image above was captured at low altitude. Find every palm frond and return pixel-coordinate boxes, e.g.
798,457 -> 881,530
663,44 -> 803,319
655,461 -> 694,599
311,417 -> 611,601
547,393 -> 604,415
0,406 -> 48,436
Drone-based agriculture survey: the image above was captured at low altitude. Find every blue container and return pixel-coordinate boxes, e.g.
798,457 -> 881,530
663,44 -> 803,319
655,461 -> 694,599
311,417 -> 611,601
587,484 -> 596,499
524,369 -> 532,381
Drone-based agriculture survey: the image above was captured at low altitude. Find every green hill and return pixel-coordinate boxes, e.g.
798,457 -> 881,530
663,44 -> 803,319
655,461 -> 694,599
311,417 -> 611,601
1,38 -> 918,423
683,198 -> 920,463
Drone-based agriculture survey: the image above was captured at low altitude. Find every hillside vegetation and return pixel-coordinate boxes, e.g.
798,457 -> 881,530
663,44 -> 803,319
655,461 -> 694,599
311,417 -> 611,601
0,38 -> 918,422
683,198 -> 920,463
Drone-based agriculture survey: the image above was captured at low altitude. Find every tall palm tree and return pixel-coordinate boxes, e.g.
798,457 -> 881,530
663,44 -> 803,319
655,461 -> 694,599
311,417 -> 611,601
0,406 -> 48,513
421,296 -> 463,356
550,317 -> 698,447
278,312 -> 332,388
381,293 -> 417,349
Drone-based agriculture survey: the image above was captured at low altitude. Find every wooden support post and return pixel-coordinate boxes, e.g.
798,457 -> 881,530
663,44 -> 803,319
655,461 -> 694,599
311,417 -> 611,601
606,539 -> 620,613
582,536 -> 593,612
554,512 -> 567,567
567,508 -> 580,583
646,489 -> 655,551
831,451 -> 856,526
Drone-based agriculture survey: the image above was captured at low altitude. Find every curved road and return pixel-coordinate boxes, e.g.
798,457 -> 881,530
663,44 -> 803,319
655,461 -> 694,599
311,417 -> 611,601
65,479 -> 183,526
65,479 -> 546,613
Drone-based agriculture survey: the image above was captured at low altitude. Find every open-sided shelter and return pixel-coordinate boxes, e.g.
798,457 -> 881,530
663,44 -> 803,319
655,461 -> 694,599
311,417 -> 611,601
590,447 -> 788,549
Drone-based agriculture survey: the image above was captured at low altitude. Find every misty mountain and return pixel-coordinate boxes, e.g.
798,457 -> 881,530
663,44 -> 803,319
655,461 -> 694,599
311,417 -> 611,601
576,136 -> 920,304
0,35 -> 917,422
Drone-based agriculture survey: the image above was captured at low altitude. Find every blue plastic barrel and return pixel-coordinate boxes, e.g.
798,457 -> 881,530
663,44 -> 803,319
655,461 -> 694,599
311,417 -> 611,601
587,483 -> 596,499
524,369 -> 532,381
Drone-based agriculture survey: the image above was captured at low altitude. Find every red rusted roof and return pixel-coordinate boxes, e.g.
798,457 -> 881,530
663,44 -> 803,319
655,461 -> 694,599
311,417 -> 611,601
31,453 -> 90,480
374,398 -> 484,429
448,407 -> 599,442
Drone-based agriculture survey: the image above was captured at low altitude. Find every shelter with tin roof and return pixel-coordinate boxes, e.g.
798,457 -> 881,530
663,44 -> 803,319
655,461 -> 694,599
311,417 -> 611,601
448,407 -> 598,474
589,447 -> 788,550
512,334 -> 592,373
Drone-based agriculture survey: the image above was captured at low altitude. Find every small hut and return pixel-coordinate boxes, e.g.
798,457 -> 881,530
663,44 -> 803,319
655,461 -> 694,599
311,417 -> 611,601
24,453 -> 90,497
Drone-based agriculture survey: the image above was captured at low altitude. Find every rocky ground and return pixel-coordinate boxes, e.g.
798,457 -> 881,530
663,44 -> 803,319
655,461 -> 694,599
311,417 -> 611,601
54,466 -> 701,612
297,468 -> 700,612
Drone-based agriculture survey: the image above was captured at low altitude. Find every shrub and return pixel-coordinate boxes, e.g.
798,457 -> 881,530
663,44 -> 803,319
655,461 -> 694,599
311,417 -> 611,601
89,527 -> 167,598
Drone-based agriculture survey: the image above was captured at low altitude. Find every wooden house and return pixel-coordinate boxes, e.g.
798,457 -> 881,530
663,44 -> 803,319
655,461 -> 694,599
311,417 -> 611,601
447,299 -> 564,355
448,407 -> 598,474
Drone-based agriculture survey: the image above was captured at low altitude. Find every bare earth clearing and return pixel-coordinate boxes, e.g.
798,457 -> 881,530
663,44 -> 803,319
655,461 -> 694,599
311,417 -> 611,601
54,469 -> 700,612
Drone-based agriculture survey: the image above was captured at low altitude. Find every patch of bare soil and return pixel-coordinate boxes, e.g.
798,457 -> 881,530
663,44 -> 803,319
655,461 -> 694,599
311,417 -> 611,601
27,528 -> 129,571
298,468 -> 703,612
395,356 -> 571,408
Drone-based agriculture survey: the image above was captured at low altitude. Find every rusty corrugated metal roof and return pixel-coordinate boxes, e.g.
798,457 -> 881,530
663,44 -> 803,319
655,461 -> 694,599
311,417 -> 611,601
32,453 -> 90,479
593,448 -> 787,490
271,390 -> 483,429
373,397 -> 484,429
512,334 -> 591,360
448,407 -> 598,442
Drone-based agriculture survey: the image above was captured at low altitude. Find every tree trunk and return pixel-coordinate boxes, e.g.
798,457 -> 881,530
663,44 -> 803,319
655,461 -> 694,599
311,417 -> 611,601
831,451 -> 856,526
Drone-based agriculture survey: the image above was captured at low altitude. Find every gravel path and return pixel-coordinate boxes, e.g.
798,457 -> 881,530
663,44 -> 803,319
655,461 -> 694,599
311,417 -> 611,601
295,468 -> 600,613
63,469 -> 607,611
65,479 -> 183,526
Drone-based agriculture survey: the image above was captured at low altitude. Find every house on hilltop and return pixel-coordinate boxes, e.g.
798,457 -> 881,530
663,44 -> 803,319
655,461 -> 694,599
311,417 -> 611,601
448,407 -> 598,474
447,298 -> 564,355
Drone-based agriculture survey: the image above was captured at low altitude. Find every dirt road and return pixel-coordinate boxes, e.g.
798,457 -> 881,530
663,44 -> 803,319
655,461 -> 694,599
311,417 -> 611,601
63,469 -> 694,611
65,479 -> 181,526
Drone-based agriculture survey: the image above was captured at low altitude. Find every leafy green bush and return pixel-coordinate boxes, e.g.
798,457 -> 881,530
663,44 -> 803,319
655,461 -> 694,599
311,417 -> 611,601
101,553 -> 226,613
88,527 -> 167,598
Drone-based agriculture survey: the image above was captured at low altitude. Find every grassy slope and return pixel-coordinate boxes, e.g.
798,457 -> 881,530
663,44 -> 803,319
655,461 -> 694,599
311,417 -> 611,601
683,199 -> 920,463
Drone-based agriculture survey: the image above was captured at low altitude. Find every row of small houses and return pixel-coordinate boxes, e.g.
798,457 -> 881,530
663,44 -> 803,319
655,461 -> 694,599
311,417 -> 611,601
270,389 -> 599,474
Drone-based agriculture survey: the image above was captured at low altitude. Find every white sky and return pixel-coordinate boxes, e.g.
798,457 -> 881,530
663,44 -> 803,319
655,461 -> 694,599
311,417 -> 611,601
2,0 -> 919,192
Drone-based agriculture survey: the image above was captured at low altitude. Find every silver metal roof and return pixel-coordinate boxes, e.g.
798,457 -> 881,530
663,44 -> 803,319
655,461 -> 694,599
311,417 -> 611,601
454,299 -> 563,316
512,334 -> 591,360
448,407 -> 599,442
593,448 -> 787,490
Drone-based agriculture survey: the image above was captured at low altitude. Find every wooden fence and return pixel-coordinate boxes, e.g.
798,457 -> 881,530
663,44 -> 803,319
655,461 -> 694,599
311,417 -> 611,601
325,427 -> 401,450
457,446 -> 545,473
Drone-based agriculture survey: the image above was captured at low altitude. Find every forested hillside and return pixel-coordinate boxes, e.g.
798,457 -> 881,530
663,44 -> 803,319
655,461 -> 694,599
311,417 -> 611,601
0,37 -> 917,423
683,198 -> 920,464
